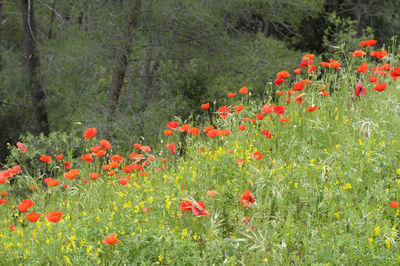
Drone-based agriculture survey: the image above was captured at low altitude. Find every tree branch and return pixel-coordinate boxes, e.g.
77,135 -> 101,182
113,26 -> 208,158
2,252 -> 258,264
0,99 -> 24,108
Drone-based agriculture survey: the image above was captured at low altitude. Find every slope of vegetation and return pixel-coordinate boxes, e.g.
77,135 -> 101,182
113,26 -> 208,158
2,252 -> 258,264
1,40 -> 400,264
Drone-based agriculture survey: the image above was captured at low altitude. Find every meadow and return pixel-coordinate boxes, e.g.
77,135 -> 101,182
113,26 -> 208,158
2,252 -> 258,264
1,39 -> 400,265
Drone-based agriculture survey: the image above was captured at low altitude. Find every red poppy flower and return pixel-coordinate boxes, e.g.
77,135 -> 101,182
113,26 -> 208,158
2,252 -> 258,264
203,125 -> 213,133
220,129 -> 231,136
10,165 -> 21,175
207,190 -> 218,196
352,50 -> 366,57
81,154 -> 94,163
239,86 -> 249,94
374,83 -> 387,92
140,146 -> 151,153
238,125 -> 246,131
26,212 -> 41,222
180,200 -> 193,214
142,207 -> 151,213
109,161 -> 120,169
369,76 -> 378,84
294,68 -> 301,75
16,142 -> 27,152
256,113 -> 264,120
320,62 -> 329,67
118,178 -> 128,185
236,159 -> 244,165
207,129 -> 220,138
90,172 -> 99,180
277,71 -> 290,79
328,59 -> 340,69
93,149 -> 107,157
355,82 -> 367,97
274,78 -> 284,86
308,65 -> 316,73
166,121 -> 179,131
370,50 -> 388,60
56,155 -> 63,161
64,169 -> 80,180
239,190 -> 254,207
166,143 -> 176,155
111,154 -> 124,163
180,200 -> 210,216
383,64 -> 391,71
10,224 -> 16,231
17,199 -> 35,213
29,186 -> 35,191
357,62 -> 369,73
276,90 -> 285,97
227,92 -> 236,98
188,127 -> 199,135
292,80 -> 306,91
40,155 -> 52,163
234,105 -> 244,114
103,234 -> 119,245
100,139 -> 111,150
360,40 -> 377,47
44,178 -> 60,187
217,106 -> 231,119
295,94 -> 304,104
273,105 -> 285,115
261,104 -> 274,114
63,161 -> 71,170
201,103 -> 210,110
46,211 -> 62,223
306,106 -> 318,112
389,201 -> 399,208
321,91 -> 330,96
300,54 -> 314,67
164,129 -> 173,136
133,144 -> 142,150
83,128 -> 97,139
390,66 -> 400,81
178,124 -> 190,132
279,118 -> 290,122
251,151 -> 264,160
261,129 -> 272,138
1,192 -> 8,197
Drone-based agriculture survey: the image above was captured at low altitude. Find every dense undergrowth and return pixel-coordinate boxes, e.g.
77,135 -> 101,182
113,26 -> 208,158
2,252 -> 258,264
1,39 -> 400,265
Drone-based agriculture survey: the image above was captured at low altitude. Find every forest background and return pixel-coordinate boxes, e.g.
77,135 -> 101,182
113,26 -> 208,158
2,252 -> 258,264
0,0 -> 399,161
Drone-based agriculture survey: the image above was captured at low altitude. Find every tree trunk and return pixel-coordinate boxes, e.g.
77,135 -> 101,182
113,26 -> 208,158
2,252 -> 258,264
354,0 -> 363,38
48,0 -> 56,39
137,43 -> 158,138
105,0 -> 141,136
20,0 -> 50,135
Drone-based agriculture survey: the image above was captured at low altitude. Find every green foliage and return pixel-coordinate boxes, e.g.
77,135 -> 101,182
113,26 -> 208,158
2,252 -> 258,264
6,131 -> 83,183
322,12 -> 374,56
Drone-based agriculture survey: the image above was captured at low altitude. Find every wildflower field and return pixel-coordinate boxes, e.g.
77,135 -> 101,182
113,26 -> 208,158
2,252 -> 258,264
1,39 -> 400,265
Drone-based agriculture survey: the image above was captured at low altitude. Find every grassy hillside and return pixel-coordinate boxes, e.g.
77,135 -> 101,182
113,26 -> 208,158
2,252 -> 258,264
1,40 -> 400,265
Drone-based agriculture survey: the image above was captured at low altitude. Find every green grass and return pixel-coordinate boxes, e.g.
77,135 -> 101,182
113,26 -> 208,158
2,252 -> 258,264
1,41 -> 400,265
